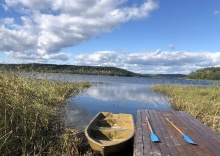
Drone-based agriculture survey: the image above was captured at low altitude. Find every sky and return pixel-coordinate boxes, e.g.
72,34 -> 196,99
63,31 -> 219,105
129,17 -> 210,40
0,0 -> 220,74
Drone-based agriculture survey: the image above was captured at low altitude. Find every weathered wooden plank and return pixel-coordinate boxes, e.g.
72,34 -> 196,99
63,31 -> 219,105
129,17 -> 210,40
143,110 -> 161,156
181,111 -> 220,144
174,111 -> 218,156
162,111 -> 198,155
142,111 -> 153,156
152,110 -> 180,156
133,110 -> 220,156
163,112 -> 198,155
133,110 -> 144,156
172,111 -> 214,156
174,112 -> 214,155
149,110 -> 172,156
158,111 -> 192,156
181,112 -> 220,140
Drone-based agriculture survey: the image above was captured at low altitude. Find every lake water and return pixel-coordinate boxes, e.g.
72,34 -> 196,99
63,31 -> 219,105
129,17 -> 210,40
28,73 -> 219,130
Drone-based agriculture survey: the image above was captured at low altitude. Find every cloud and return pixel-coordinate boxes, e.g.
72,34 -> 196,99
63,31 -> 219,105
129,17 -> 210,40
5,51 -> 71,63
0,26 -> 37,52
167,44 -> 175,50
75,51 -> 119,65
214,10 -> 220,15
0,0 -> 158,62
73,50 -> 220,74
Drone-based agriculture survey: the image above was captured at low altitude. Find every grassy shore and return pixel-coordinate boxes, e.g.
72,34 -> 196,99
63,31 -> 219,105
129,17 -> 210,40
151,85 -> 220,134
0,71 -> 93,155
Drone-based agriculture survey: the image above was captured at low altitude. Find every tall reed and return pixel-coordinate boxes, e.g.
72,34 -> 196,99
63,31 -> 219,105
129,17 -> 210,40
0,71 -> 90,155
151,85 -> 220,133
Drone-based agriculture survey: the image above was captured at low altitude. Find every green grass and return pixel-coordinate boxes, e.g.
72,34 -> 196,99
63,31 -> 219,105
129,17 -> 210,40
151,85 -> 220,133
0,71 -> 90,155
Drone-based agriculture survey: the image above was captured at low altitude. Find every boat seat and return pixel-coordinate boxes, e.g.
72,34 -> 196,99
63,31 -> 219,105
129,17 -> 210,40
90,127 -> 132,140
94,139 -> 125,145
91,131 -> 132,140
91,126 -> 131,131
96,119 -> 132,129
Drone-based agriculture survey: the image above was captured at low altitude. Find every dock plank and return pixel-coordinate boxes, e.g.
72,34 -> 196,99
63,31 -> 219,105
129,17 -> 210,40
150,110 -> 171,156
174,111 -> 219,156
152,111 -> 180,156
134,110 -> 144,156
144,110 -> 161,156
133,110 -> 220,156
172,111 -> 212,156
158,111 -> 192,156
142,111 -> 154,156
163,111 -> 197,155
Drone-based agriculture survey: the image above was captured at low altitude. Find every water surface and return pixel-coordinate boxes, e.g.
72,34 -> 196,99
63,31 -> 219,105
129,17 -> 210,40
28,73 -> 219,129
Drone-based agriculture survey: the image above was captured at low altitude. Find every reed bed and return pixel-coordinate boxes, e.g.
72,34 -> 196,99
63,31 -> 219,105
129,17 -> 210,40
0,71 -> 91,155
151,85 -> 220,133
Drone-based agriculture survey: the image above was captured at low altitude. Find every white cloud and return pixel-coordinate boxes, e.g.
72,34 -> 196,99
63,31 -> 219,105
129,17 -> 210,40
5,51 -> 71,63
0,26 -> 37,51
214,10 -> 220,15
75,51 -> 119,65
167,44 -> 175,50
73,50 -> 220,74
0,0 -> 158,62
1,18 -> 14,25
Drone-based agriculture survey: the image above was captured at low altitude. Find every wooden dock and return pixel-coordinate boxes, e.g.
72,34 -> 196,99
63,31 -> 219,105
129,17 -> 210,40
134,110 -> 220,156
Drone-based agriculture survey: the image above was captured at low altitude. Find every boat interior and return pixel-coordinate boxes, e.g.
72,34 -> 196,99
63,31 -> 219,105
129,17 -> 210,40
88,112 -> 134,144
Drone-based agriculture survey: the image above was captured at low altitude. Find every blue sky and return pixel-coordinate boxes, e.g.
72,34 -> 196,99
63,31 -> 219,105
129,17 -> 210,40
0,0 -> 220,74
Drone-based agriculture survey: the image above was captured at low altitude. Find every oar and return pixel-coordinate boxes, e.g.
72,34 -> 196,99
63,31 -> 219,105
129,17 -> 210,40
165,118 -> 196,145
146,117 -> 159,142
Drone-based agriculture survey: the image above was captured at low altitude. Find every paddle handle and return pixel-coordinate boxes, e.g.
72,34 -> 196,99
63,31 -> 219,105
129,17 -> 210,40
146,117 -> 153,133
165,118 -> 183,135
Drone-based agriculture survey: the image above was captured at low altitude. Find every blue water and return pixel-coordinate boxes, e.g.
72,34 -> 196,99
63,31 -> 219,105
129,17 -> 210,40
27,73 -> 220,129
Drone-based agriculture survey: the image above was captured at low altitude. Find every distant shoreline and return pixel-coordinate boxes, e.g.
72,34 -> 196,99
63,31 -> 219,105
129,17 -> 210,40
0,63 -> 187,78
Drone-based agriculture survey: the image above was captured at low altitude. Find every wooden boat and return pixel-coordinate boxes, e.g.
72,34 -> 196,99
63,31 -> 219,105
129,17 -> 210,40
85,112 -> 134,155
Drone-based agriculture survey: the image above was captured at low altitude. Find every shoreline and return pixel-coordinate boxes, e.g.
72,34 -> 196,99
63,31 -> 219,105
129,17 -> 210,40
0,71 -> 92,155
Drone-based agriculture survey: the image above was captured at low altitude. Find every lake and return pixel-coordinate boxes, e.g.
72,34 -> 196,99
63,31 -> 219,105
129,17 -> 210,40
28,73 -> 220,129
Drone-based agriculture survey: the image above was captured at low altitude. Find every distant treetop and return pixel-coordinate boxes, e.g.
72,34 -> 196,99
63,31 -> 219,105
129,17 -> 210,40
187,67 -> 220,80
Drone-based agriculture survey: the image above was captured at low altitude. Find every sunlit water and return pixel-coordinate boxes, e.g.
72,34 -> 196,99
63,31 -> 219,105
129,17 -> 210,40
26,73 -> 220,129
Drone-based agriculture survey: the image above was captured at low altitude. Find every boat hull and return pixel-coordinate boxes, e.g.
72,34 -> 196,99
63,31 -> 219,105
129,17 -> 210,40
85,112 -> 134,155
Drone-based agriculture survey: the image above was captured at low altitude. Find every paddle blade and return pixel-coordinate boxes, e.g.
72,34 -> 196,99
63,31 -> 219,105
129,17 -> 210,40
151,132 -> 159,142
182,134 -> 196,145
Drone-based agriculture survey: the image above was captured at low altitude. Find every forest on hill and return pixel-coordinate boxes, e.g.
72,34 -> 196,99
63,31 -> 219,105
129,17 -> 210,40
187,67 -> 220,80
0,63 -> 153,77
0,63 -> 189,78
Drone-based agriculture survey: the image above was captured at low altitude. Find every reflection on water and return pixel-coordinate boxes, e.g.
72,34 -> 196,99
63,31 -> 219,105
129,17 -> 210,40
25,73 -> 220,130
64,82 -> 170,129
87,83 -> 166,103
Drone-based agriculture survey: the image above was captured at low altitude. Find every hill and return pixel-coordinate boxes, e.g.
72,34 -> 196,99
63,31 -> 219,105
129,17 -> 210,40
187,67 -> 220,80
0,63 -> 146,77
0,63 -> 187,78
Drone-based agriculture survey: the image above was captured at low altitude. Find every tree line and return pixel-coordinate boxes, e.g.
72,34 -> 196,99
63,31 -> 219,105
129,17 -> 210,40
0,63 -> 190,78
0,63 -> 151,77
187,67 -> 220,80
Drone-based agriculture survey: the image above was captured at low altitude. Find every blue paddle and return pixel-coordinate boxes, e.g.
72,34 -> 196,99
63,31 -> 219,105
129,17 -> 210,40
165,118 -> 196,145
146,117 -> 159,142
